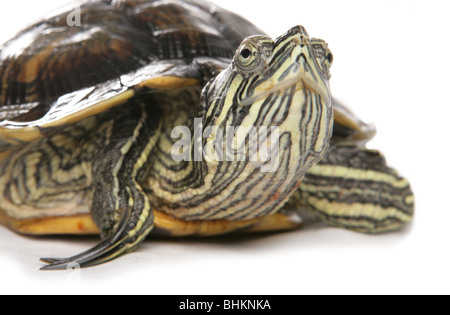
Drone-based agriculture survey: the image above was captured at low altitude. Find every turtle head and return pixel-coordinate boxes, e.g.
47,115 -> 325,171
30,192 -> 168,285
165,26 -> 335,221
199,26 -> 334,175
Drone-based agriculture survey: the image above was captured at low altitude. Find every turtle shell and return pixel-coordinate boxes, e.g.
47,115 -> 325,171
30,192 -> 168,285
0,0 -> 265,149
332,99 -> 376,144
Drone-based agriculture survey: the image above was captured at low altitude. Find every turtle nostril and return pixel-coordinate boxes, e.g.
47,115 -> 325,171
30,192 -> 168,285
289,25 -> 308,37
292,36 -> 301,45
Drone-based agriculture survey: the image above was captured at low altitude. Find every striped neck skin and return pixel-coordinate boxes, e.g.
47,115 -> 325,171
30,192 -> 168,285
147,26 -> 334,222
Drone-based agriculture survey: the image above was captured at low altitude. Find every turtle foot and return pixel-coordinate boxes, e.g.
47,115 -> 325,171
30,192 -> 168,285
40,207 -> 134,270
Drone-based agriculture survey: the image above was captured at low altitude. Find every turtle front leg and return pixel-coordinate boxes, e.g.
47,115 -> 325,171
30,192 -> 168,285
291,142 -> 414,233
40,103 -> 162,270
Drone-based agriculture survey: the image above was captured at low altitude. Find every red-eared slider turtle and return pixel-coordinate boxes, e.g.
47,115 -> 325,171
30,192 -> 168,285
0,0 -> 414,270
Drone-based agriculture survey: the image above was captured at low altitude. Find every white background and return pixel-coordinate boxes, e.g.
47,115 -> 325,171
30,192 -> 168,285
0,0 -> 449,295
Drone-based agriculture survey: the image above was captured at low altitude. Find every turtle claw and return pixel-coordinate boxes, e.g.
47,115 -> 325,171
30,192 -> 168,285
40,242 -> 125,270
40,257 -> 63,264
40,208 -> 131,271
39,238 -> 125,270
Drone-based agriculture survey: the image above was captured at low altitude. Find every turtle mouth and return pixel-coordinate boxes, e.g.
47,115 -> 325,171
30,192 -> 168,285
238,71 -> 330,107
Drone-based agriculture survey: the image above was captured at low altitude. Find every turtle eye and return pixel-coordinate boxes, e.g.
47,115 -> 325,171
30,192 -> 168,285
311,39 -> 333,80
240,48 -> 251,59
233,36 -> 274,77
238,44 -> 257,67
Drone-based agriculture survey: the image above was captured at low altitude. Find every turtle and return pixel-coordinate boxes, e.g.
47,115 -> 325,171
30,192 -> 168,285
0,0 -> 414,270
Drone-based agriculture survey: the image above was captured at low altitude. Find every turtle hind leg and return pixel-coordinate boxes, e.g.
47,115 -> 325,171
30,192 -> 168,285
40,102 -> 162,270
295,142 -> 414,234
